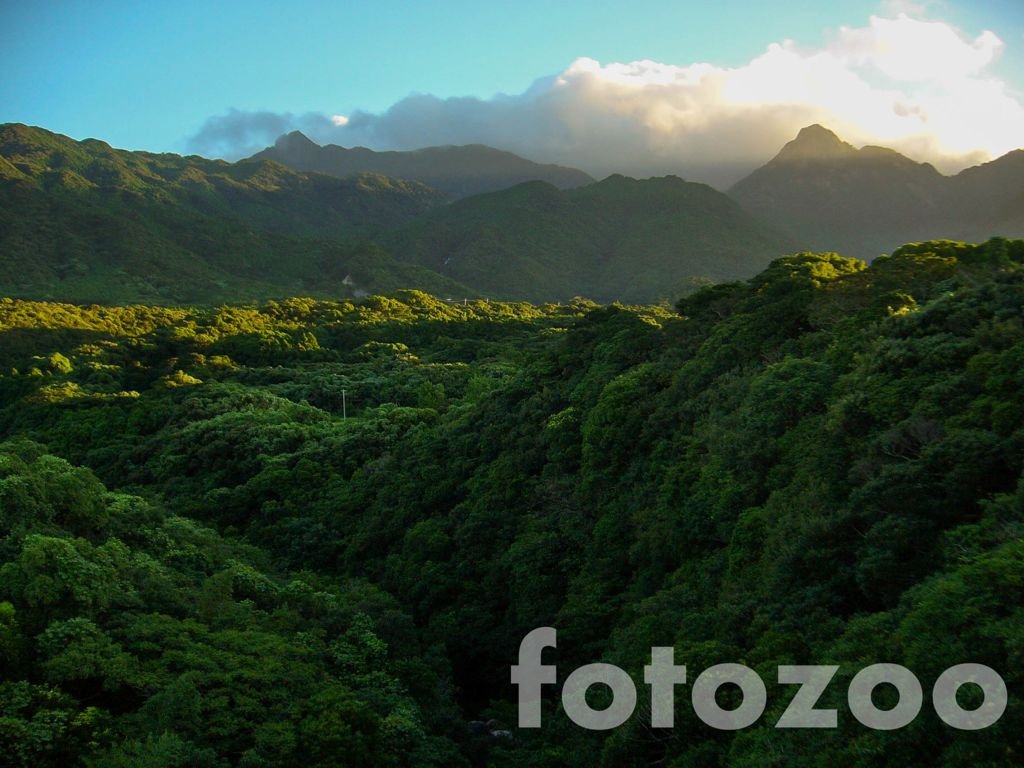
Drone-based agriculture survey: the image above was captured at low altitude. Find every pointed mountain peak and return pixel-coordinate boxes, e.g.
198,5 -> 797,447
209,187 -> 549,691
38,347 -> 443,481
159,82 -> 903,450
776,124 -> 856,162
797,123 -> 840,140
275,131 -> 319,150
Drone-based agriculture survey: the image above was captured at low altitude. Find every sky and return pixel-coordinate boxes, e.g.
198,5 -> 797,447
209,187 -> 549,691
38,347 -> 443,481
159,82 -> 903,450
2,0 -> 1023,188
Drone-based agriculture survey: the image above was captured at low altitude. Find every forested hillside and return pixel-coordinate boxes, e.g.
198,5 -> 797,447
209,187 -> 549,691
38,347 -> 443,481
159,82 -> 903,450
385,174 -> 794,303
0,124 -> 464,304
1,124 -> 793,307
2,238 -> 1022,766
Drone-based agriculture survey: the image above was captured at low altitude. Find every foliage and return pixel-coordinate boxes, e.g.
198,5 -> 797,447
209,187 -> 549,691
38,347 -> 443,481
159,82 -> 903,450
0,123 -> 467,304
1,238 -> 1022,766
1,124 -> 794,306
386,175 -> 794,303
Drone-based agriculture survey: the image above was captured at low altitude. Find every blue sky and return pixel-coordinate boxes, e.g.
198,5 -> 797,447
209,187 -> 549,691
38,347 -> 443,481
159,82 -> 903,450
2,0 -> 1022,185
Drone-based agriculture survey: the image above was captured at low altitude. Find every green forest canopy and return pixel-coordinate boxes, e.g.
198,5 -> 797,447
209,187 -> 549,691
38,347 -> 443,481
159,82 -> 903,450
1,238 -> 1023,766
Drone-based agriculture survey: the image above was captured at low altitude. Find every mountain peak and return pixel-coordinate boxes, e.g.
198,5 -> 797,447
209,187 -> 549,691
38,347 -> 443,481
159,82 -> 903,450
776,124 -> 856,162
797,123 -> 838,139
275,131 -> 319,150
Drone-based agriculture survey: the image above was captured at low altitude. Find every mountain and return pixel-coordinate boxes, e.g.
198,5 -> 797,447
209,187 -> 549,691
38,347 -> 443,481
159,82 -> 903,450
0,124 -> 795,307
248,131 -> 596,198
0,123 -> 469,304
729,125 -> 949,256
950,150 -> 1024,238
729,124 -> 1024,257
384,174 -> 795,303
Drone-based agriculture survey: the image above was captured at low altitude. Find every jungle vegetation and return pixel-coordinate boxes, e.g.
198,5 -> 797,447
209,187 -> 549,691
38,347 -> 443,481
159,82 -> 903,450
1,238 -> 1022,766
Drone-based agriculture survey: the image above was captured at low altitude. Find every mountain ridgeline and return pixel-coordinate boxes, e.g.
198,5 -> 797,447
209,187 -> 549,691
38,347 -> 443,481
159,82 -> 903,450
248,130 -> 596,199
731,124 -> 1024,257
2,122 -> 1023,307
0,123 -> 788,305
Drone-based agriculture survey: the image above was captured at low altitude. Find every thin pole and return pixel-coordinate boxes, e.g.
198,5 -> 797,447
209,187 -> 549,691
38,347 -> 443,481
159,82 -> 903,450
342,389 -> 347,420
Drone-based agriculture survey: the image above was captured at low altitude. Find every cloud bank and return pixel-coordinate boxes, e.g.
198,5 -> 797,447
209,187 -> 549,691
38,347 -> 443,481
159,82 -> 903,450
185,13 -> 1024,188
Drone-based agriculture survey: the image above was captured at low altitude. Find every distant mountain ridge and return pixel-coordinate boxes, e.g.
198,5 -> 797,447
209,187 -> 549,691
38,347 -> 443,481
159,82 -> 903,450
730,124 -> 1024,257
0,123 -> 795,306
385,173 -> 795,303
248,132 -> 596,198
13,121 -> 1020,307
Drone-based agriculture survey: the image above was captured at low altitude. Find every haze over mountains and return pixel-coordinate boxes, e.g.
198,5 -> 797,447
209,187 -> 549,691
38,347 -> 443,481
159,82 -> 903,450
1,121 -> 1022,306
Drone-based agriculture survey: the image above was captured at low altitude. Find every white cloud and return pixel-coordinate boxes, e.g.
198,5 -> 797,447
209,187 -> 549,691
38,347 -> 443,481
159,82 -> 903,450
837,14 -> 1002,82
186,13 -> 1024,188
